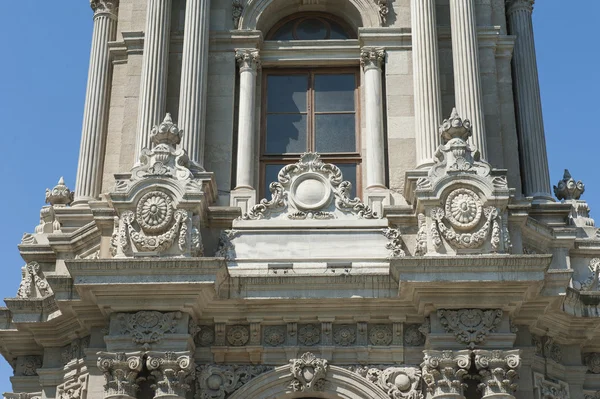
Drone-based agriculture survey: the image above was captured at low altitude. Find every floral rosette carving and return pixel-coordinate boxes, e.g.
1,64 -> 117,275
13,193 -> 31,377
298,324 -> 321,346
290,352 -> 329,392
263,326 -> 286,347
369,325 -> 393,346
333,325 -> 356,346
404,324 -> 426,347
136,191 -> 174,233
227,325 -> 250,346
438,309 -> 503,348
445,188 -> 482,230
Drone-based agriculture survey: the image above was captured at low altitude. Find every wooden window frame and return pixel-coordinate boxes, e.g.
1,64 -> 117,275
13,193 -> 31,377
260,67 -> 362,199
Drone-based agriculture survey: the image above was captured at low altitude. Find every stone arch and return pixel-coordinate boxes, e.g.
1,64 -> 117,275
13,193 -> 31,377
238,0 -> 381,33
228,364 -> 389,399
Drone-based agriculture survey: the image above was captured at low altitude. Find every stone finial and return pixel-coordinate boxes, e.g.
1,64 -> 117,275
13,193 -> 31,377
439,108 -> 472,144
45,177 -> 74,206
151,113 -> 182,147
554,169 -> 585,200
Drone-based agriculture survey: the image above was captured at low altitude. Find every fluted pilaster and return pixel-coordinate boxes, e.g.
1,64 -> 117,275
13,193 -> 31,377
361,48 -> 386,189
234,49 -> 260,189
507,0 -> 552,200
74,1 -> 118,204
411,0 -> 443,168
134,0 -> 172,162
178,0 -> 211,167
449,0 -> 487,160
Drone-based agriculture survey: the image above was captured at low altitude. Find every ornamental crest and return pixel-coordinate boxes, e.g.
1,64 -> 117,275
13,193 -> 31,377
289,352 -> 329,392
241,153 -> 375,220
116,311 -> 181,350
438,309 -> 503,348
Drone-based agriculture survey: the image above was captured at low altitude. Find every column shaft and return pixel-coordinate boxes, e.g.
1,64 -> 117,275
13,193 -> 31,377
234,50 -> 259,189
178,0 -> 211,166
411,0 -> 443,167
134,0 -> 172,162
74,2 -> 118,203
361,49 -> 386,189
507,0 -> 552,200
449,0 -> 487,159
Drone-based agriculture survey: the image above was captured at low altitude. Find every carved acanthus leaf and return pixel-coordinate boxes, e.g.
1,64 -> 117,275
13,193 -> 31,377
554,169 -> 584,201
117,311 -> 181,350
146,351 -> 195,398
382,227 -> 406,257
585,352 -> 600,374
474,350 -> 521,396
421,350 -> 471,397
97,352 -> 143,398
437,309 -> 503,348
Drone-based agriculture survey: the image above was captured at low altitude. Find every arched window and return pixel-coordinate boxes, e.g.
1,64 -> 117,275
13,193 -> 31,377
267,13 -> 356,40
260,13 -> 361,199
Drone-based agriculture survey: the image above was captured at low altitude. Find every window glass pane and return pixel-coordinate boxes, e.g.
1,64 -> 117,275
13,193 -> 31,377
264,164 -> 287,199
270,21 -> 294,40
329,21 -> 351,39
314,114 -> 356,153
295,18 -> 328,40
337,164 -> 358,198
266,114 -> 307,154
267,75 -> 308,113
314,74 -> 355,112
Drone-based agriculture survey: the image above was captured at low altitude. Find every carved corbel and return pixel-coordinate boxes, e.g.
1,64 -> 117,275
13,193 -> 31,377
96,352 -> 143,399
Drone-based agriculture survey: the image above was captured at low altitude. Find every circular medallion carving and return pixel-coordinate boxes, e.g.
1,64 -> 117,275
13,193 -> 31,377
195,327 -> 215,347
136,191 -> 174,233
369,325 -> 393,346
263,326 -> 286,347
226,325 -> 249,346
333,325 -> 356,346
403,324 -> 425,346
290,173 -> 332,211
444,188 -> 483,230
298,324 -> 321,346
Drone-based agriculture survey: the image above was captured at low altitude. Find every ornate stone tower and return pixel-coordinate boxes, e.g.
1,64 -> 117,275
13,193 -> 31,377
2,1 -> 599,398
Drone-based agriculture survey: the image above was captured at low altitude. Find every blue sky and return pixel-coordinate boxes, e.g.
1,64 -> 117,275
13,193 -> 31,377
0,1 -> 598,394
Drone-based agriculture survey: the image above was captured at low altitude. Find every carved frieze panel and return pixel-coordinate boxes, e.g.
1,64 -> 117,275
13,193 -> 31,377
116,311 -> 181,350
576,258 -> 600,291
369,325 -> 393,346
333,325 -> 357,347
3,394 -> 42,399
438,309 -> 503,348
226,325 -> 250,347
298,324 -> 321,346
196,364 -> 272,399
241,153 -> 375,220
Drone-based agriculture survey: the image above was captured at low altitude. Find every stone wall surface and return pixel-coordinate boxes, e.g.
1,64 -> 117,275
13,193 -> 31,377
3,1 -> 597,399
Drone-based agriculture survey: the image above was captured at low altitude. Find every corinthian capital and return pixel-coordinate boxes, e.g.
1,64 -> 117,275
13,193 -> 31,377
506,0 -> 534,15
474,350 -> 521,397
235,49 -> 260,72
146,351 -> 195,398
421,350 -> 471,398
90,0 -> 119,17
360,48 -> 385,71
97,351 -> 143,399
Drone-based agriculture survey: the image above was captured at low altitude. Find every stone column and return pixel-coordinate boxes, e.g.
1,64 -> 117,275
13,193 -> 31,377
474,349 -> 521,399
97,352 -> 143,399
421,350 -> 470,399
231,49 -> 260,213
449,0 -> 487,160
361,48 -> 386,190
506,0 -> 552,200
178,0 -> 211,167
74,1 -> 119,204
146,351 -> 194,398
134,0 -> 172,162
411,0 -> 443,168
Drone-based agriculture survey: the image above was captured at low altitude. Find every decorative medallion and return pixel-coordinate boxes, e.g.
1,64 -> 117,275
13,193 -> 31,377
369,325 -> 393,346
290,352 -> 329,392
585,353 -> 600,374
333,325 -> 356,346
263,326 -> 286,347
190,323 -> 215,347
404,324 -> 426,347
445,188 -> 482,230
438,309 -> 503,348
226,325 -> 250,346
117,311 -> 180,349
298,324 -> 321,346
136,191 -> 174,233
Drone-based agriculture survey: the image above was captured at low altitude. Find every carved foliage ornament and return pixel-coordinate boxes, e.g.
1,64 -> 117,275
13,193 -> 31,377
242,153 -> 375,220
377,0 -> 389,25
264,326 -> 286,347
532,335 -> 562,363
383,227 -> 406,257
415,213 -> 427,256
355,366 -> 424,399
585,352 -> 600,374
227,325 -> 250,347
18,356 -> 42,376
534,373 -> 569,399
554,169 -> 584,201
117,311 -> 181,349
579,258 -> 600,291
290,352 -> 329,392
369,325 -> 393,346
190,321 -> 215,347
16,262 -> 52,299
196,364 -> 272,399
474,350 -> 521,396
298,324 -> 321,346
90,0 -> 119,16
235,49 -> 260,71
438,309 -> 503,348
57,374 -> 88,399
404,324 -> 426,347
45,177 -> 73,206
333,325 -> 356,346
361,48 -> 385,70
421,350 -> 471,397
3,394 -> 42,399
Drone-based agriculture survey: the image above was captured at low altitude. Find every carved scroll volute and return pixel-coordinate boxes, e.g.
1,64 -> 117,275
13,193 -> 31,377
421,350 -> 471,398
145,351 -> 194,398
474,350 -> 521,398
97,352 -> 143,399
